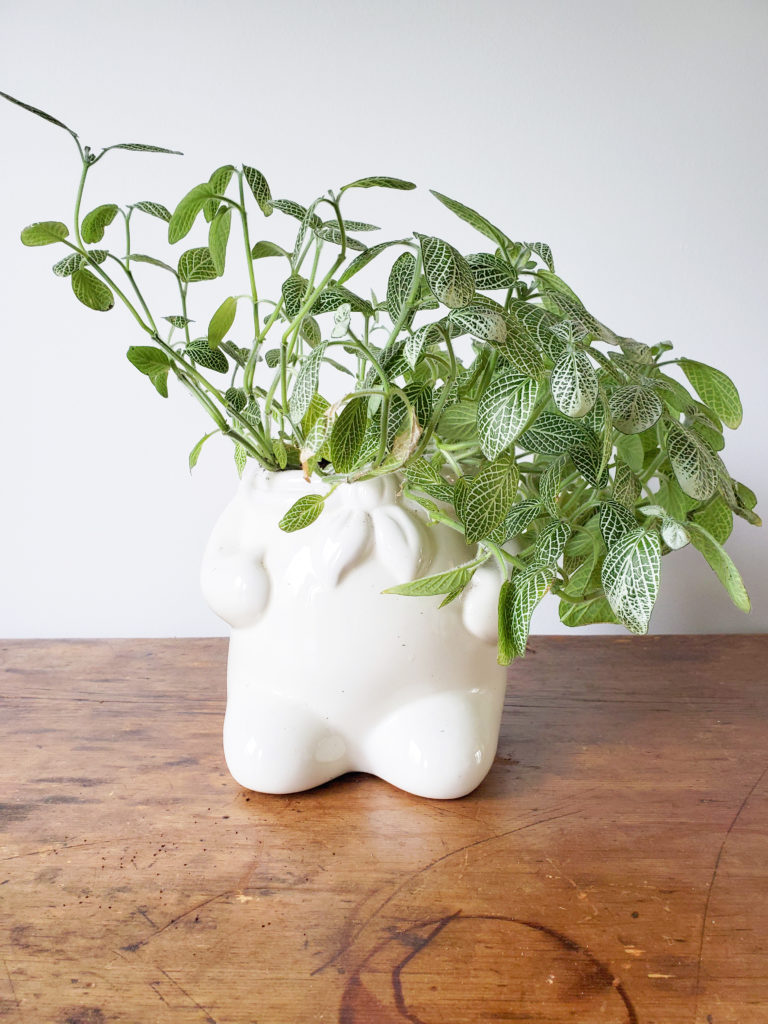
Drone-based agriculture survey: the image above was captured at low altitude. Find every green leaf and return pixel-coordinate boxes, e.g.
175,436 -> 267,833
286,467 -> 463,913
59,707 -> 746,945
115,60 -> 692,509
459,456 -> 519,544
613,460 -> 641,507
243,166 -> 273,215
495,499 -> 542,543
225,386 -> 246,412
207,295 -> 237,350
666,421 -> 718,501
281,274 -> 309,319
81,204 -> 119,244
466,252 -> 516,290
539,454 -> 568,518
270,199 -> 321,227
518,413 -> 590,455
448,304 -> 507,343
508,300 -> 561,351
533,520 -> 571,569
279,494 -> 325,532
429,190 -> 511,249
126,253 -> 176,273
551,348 -> 598,418
599,500 -> 637,549
416,234 -> 475,308
186,338 -> 229,373
311,284 -> 373,318
528,242 -> 555,272
168,183 -> 215,244
687,522 -> 750,612
559,595 -> 617,628
133,201 -> 171,222
289,345 -> 326,421
438,399 -> 479,443
20,221 -> 69,246
569,437 -> 609,488
314,225 -> 367,251
342,176 -> 416,191
177,247 -> 218,282
384,563 -> 476,597
615,433 -> 645,475
52,252 -> 82,277
403,458 -> 454,504
208,207 -> 232,275
126,346 -> 171,397
0,89 -> 77,137
501,567 -> 552,659
251,240 -> 289,260
106,142 -> 182,155
272,438 -> 288,470
164,315 -> 193,329
71,268 -> 114,311
536,269 -> 583,305
679,358 -> 743,429
387,252 -> 417,325
477,371 -> 540,460
189,430 -> 217,471
405,321 -> 444,369
203,165 -> 235,221
691,495 -> 733,545
601,528 -> 661,633
337,238 -> 411,284
609,384 -> 663,434
330,396 -> 368,473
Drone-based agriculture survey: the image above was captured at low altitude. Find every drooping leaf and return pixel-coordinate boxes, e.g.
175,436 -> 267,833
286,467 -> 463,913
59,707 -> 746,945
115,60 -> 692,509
495,499 -> 542,543
666,421 -> 718,501
477,371 -> 540,460
501,566 -> 552,659
126,345 -> 171,397
279,494 -> 325,532
177,247 -> 218,282
601,528 -> 661,633
518,413 -> 590,455
208,206 -> 232,275
687,522 -> 750,612
270,199 -> 322,227
314,225 -> 367,251
52,252 -> 83,277
251,240 -> 289,260
550,347 -> 598,418
691,495 -> 733,545
559,595 -> 618,627
615,432 -> 645,474
384,563 -> 477,597
311,284 -> 373,318
243,166 -> 273,215
71,268 -> 114,311
126,253 -> 176,273
528,242 -> 555,272
533,520 -> 571,569
416,234 -> 475,308
189,430 -> 217,471
405,321 -> 444,369
403,458 -> 455,504
613,461 -> 641,507
168,183 -> 215,244
539,454 -> 568,518
20,221 -> 69,246
0,89 -> 78,137
429,190 -> 512,249
679,358 -> 743,429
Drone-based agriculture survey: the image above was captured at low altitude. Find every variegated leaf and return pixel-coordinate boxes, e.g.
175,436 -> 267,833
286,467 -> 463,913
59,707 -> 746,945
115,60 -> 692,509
428,190 -> 512,249
133,201 -> 172,222
599,500 -> 637,549
387,252 -> 417,326
609,384 -> 663,434
466,252 -> 516,290
679,358 -> 743,428
666,421 -> 718,501
687,522 -> 750,611
518,413 -> 590,455
501,567 -> 552,659
539,454 -> 568,517
243,166 -> 273,216
185,339 -> 229,373
448,304 -> 507,343
416,234 -> 475,308
601,528 -> 662,633
477,372 -> 540,460
459,456 -> 519,544
177,247 -> 218,282
533,520 -> 571,570
289,345 -> 326,421
551,348 -> 598,418
81,204 -> 118,244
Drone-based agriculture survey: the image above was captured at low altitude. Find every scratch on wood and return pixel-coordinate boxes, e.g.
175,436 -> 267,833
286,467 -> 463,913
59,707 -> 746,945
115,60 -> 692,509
158,969 -> 218,1024
694,763 -> 768,1013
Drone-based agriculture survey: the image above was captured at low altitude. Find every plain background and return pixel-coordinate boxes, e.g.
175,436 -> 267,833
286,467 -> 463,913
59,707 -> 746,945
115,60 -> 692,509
0,0 -> 765,638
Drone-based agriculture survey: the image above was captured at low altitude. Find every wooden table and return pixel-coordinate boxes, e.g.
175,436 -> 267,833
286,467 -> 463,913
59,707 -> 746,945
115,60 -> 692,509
1,636 -> 766,1024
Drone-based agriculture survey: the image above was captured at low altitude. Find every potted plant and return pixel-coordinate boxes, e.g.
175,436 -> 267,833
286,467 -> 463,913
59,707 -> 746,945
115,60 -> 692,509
3,91 -> 759,799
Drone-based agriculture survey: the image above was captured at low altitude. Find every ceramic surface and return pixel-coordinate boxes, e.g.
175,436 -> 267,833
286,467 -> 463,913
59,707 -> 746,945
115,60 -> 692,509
201,467 -> 506,799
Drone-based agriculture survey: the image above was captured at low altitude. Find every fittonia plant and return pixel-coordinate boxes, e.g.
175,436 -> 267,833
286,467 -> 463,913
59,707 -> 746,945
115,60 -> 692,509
3,90 -> 760,661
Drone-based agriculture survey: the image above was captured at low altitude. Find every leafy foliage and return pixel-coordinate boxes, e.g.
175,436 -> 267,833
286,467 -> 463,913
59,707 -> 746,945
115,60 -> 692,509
5,86 -> 758,662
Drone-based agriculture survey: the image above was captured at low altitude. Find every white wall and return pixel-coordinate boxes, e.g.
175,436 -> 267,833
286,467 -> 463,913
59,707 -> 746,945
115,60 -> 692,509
1,0 -> 765,637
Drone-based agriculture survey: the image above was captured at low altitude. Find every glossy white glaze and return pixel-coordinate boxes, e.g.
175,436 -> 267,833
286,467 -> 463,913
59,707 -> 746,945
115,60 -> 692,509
201,467 -> 506,799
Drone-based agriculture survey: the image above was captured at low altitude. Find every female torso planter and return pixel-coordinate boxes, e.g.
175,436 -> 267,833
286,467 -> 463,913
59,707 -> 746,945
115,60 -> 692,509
4,91 -> 758,803
202,468 -> 505,798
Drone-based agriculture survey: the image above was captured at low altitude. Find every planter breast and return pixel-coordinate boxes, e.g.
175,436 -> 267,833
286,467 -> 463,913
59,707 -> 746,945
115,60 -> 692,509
201,468 -> 506,799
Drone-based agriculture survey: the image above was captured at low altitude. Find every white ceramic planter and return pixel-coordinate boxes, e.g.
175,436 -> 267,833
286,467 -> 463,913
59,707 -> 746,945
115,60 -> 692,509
201,467 -> 506,799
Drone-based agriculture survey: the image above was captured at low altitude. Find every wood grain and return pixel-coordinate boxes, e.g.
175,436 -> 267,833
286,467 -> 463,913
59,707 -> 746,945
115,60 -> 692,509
1,636 -> 766,1024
